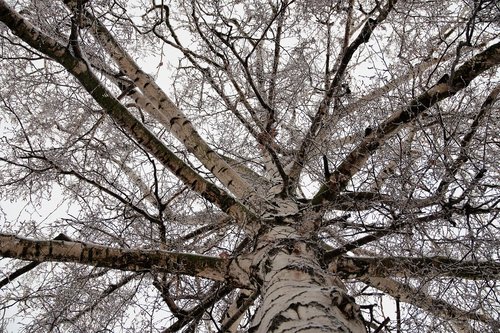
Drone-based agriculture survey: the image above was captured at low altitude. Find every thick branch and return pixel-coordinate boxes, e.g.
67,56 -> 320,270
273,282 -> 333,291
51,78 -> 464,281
331,255 -> 500,280
288,0 -> 397,188
362,276 -> 499,329
313,41 -> 500,204
0,234 -> 227,281
0,1 -> 254,223
63,0 -> 256,203
0,233 -> 79,289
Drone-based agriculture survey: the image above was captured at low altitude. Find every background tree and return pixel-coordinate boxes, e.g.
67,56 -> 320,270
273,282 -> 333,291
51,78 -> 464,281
0,0 -> 499,332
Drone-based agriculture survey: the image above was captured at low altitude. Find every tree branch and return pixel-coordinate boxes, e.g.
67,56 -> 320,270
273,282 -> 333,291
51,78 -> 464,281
435,83 -> 500,195
0,260 -> 39,289
323,210 -> 450,261
63,0 -> 257,204
288,0 -> 397,189
362,276 -> 499,330
0,233 -> 228,282
162,283 -> 234,333
220,289 -> 258,332
0,1 -> 255,223
312,41 -> 500,204
331,255 -> 500,280
67,272 -> 141,324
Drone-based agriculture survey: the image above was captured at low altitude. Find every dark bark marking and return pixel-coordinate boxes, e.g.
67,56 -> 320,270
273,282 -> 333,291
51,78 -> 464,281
263,258 -> 273,274
266,301 -> 334,331
87,247 -> 93,262
34,243 -> 41,258
330,290 -> 362,320
323,155 -> 331,181
268,314 -> 287,331
267,247 -> 282,257
169,117 -> 180,126
20,243 -> 28,258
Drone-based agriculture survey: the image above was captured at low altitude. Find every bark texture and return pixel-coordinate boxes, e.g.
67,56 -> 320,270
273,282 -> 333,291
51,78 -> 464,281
0,0 -> 499,331
249,228 -> 366,333
0,234 -> 229,281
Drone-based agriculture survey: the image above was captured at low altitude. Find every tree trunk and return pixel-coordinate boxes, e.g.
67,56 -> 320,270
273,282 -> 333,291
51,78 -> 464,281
249,227 -> 366,333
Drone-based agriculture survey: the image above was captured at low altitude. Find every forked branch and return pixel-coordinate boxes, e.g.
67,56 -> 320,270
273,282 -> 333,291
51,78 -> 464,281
288,0 -> 397,189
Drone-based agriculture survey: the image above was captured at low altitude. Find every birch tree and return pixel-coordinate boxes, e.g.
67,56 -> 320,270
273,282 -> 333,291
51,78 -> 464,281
0,0 -> 499,332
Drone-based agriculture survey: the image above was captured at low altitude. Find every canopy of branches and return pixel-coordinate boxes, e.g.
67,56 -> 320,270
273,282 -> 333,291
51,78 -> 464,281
0,0 -> 499,332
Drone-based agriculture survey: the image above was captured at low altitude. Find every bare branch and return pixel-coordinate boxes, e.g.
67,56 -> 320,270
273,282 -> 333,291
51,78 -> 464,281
220,289 -> 258,332
362,276 -> 499,330
66,272 -> 142,323
0,233 -> 228,281
0,2 -> 255,223
288,0 -> 397,189
331,255 -> 500,280
313,41 -> 500,204
435,83 -> 500,195
162,283 -> 234,333
63,0 -> 258,203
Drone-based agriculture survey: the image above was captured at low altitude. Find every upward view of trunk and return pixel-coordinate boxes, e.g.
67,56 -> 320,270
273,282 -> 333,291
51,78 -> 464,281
248,227 -> 366,333
0,0 -> 499,332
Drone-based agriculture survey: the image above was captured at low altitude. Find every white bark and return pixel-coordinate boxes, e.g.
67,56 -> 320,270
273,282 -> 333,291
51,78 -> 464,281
249,228 -> 366,333
330,255 -> 500,280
